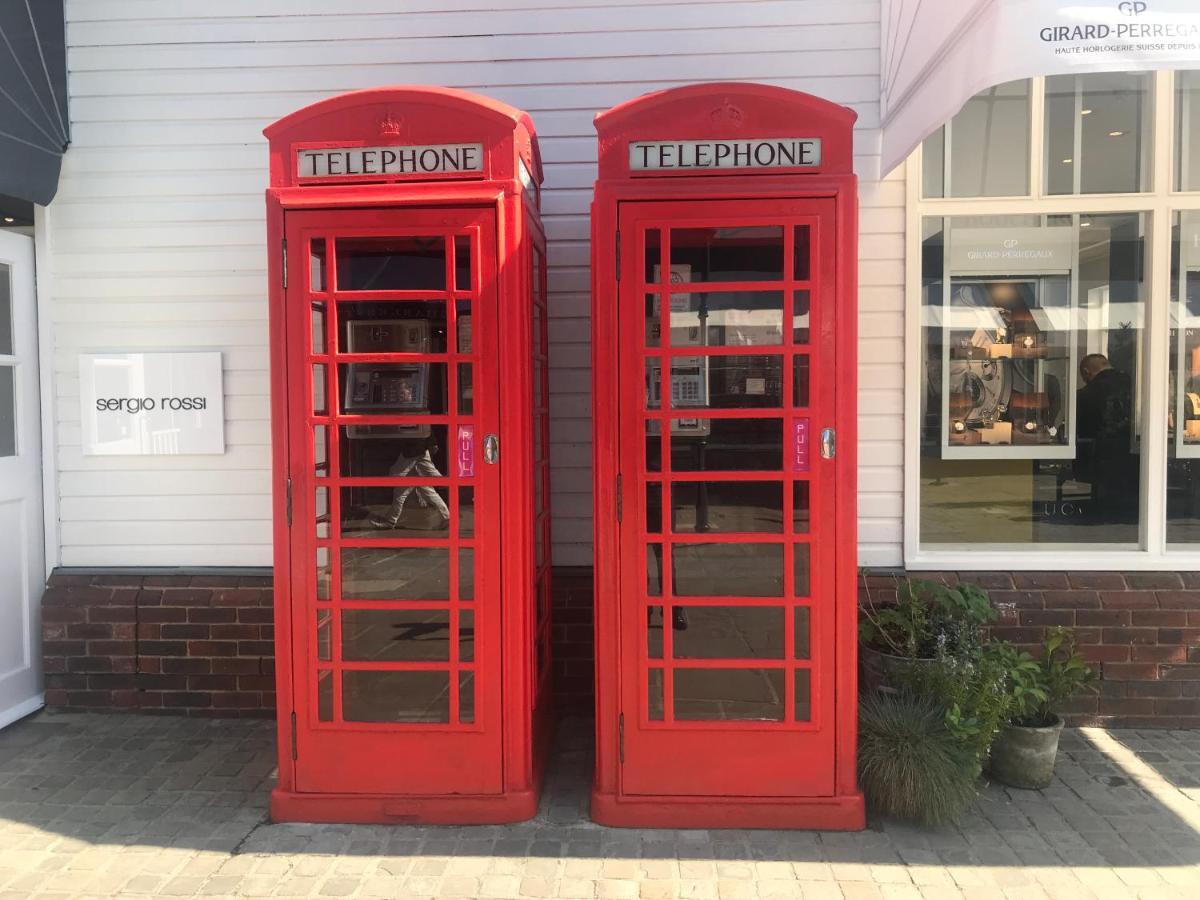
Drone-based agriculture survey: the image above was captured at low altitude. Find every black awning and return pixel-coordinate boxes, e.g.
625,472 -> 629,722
0,1 -> 68,206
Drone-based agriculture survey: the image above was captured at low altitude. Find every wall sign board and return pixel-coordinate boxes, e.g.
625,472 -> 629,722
79,352 -> 225,456
629,138 -> 821,171
297,143 -> 483,179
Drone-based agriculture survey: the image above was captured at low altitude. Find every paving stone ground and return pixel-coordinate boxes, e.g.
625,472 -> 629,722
0,712 -> 1197,899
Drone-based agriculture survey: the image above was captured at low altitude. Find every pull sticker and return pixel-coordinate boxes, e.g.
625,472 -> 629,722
457,424 -> 476,478
793,419 -> 810,473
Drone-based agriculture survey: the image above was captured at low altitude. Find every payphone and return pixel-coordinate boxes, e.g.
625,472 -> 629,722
590,83 -> 863,829
264,86 -> 551,824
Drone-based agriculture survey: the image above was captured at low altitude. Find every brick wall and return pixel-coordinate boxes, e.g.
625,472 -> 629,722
42,568 -> 1200,727
860,571 -> 1200,729
42,571 -> 275,716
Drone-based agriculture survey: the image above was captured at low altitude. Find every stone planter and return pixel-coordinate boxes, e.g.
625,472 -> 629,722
989,715 -> 1065,790
858,645 -> 936,694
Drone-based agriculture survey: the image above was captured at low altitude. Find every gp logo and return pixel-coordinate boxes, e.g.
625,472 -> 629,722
1117,1 -> 1148,15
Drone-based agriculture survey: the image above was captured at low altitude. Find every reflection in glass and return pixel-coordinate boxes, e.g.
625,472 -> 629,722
670,355 -> 782,410
647,607 -> 663,659
459,486 -> 475,537
663,418 -> 783,472
671,481 -> 782,533
670,226 -> 784,282
316,611 -> 331,661
316,486 -> 330,539
342,670 -> 450,723
339,301 -> 446,354
664,292 -> 785,347
459,548 -> 475,601
338,362 -> 447,416
794,356 -> 810,407
314,425 -> 329,476
645,293 -> 662,347
454,235 -> 472,291
0,367 -> 13,457
460,610 -> 474,662
1168,210 -> 1200,544
794,226 -> 811,281
674,668 -> 785,721
794,481 -> 811,533
311,239 -> 326,292
316,546 -> 331,600
312,303 -> 327,354
458,363 -> 473,414
317,670 -> 333,721
795,607 -> 811,659
648,669 -> 664,721
644,229 -> 662,284
340,485 -> 449,537
673,606 -> 784,659
1177,71 -> 1200,192
342,609 -> 450,661
646,483 -> 662,533
795,544 -> 811,596
459,671 -> 475,723
336,236 -> 446,291
672,543 -> 783,597
457,300 -> 473,353
920,215 -> 1144,546
795,669 -> 812,722
793,292 -> 810,344
922,80 -> 1031,198
647,543 -> 663,596
341,547 -> 449,600
1046,72 -> 1151,195
312,365 -> 327,415
338,425 -> 448,478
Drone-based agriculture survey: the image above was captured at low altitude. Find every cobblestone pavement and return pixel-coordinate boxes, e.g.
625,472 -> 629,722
0,713 -> 1197,899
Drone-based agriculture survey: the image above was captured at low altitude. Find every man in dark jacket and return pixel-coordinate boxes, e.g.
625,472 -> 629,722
1075,353 -> 1137,524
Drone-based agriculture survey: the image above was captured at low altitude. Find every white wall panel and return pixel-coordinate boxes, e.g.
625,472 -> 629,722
52,0 -> 904,568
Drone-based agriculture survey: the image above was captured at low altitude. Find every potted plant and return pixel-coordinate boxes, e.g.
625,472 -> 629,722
989,628 -> 1097,790
859,577 -> 995,693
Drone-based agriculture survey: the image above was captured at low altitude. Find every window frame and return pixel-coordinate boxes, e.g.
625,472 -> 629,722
904,71 -> 1200,570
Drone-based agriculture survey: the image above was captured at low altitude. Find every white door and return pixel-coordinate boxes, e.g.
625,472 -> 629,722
0,230 -> 44,728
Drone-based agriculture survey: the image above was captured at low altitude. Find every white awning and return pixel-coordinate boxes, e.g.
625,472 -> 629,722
881,0 -> 1200,176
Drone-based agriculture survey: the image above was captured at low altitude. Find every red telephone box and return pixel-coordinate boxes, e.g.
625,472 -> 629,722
590,83 -> 864,829
264,87 -> 553,824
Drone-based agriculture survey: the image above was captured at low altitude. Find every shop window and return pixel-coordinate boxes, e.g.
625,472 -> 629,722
1045,72 -> 1152,195
918,214 -> 1145,547
1177,71 -> 1200,192
921,80 -> 1031,199
1168,211 -> 1200,545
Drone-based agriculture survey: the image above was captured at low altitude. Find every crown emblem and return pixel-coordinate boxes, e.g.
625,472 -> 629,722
378,113 -> 405,137
709,100 -> 745,128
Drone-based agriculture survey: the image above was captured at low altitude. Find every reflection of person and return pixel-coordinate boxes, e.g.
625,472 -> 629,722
1075,353 -> 1137,521
369,437 -> 450,530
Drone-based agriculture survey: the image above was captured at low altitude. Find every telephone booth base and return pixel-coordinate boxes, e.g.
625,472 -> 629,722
591,789 -> 865,831
271,781 -> 542,826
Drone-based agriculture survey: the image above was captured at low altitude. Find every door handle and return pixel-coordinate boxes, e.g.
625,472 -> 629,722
484,434 -> 499,465
820,427 -> 836,460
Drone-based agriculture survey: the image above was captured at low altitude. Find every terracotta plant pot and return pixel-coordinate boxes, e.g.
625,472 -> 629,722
989,715 -> 1065,790
858,645 -> 936,695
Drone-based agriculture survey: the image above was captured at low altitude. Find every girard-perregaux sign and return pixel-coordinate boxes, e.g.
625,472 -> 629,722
297,142 -> 484,179
630,137 -> 821,171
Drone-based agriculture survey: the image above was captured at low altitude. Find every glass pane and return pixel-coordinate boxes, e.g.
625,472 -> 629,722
669,226 -> 784,282
311,239 -> 326,292
922,127 -> 946,199
647,544 -> 662,596
459,487 -> 475,537
669,355 -> 783,410
1046,72 -> 1152,195
454,235 -> 472,290
336,236 -> 446,291
644,228 -> 662,284
340,485 -> 449,536
0,267 -> 10,354
339,301 -> 447,354
671,543 -> 783,597
673,606 -> 784,659
314,425 -> 329,477
459,548 -> 474,601
0,367 -> 13,457
342,670 -> 449,723
342,609 -> 450,662
795,607 -> 811,660
316,547 -> 331,600
341,547 -> 449,600
339,426 -> 449,478
920,214 -> 1144,547
1177,71 -> 1200,192
645,358 -> 662,409
795,669 -> 812,722
666,292 -> 785,347
793,292 -> 810,344
460,610 -> 474,662
458,363 -> 473,414
457,300 -> 473,353
648,669 -> 664,721
646,483 -> 662,533
311,303 -> 327,354
674,668 -> 785,721
795,544 -> 811,596
312,365 -> 327,415
338,363 -> 447,416
645,293 -> 661,347
793,482 -> 810,533
647,607 -> 663,659
316,486 -> 330,539
1168,210 -> 1200,543
922,80 -> 1030,198
794,356 -> 810,407
793,226 -> 811,281
317,670 -> 333,721
459,671 -> 475,723
670,481 -> 783,533
316,611 -> 331,662
668,419 -> 783,472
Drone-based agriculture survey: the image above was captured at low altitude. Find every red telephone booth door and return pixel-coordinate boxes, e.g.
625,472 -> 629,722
617,197 -> 839,798
285,206 -> 503,797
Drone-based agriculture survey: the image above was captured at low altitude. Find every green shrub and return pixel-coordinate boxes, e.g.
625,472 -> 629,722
998,628 -> 1098,727
858,691 -> 979,825
860,578 -> 995,659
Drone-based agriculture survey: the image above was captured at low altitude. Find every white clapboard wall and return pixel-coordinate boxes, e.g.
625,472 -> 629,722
49,0 -> 903,568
